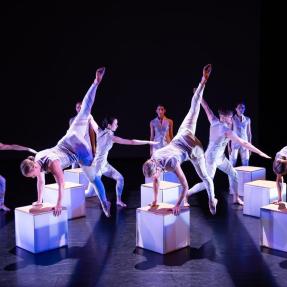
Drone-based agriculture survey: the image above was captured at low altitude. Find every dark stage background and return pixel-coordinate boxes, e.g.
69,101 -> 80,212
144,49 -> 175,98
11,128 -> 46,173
0,1 -> 285,207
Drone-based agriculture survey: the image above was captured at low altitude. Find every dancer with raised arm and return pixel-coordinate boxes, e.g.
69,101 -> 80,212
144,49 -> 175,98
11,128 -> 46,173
20,68 -> 109,216
187,97 -> 271,206
143,64 -> 217,216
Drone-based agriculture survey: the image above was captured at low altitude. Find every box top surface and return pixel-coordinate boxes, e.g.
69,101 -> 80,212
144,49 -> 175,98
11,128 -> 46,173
141,180 -> 181,189
261,202 -> 287,213
137,203 -> 189,215
15,203 -> 67,215
45,182 -> 83,189
245,180 -> 277,188
64,168 -> 83,173
235,166 -> 265,172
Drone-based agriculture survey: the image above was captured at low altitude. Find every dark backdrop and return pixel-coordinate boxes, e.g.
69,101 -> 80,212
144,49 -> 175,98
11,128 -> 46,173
0,1 -> 284,207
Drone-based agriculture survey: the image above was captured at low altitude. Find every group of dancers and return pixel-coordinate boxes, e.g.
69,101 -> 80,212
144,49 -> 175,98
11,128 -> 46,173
1,65 -> 286,217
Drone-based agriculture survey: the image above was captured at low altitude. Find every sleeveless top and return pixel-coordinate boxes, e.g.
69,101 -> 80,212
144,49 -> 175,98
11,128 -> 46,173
231,114 -> 250,148
205,118 -> 230,163
150,117 -> 172,150
35,144 -> 77,173
92,128 -> 114,173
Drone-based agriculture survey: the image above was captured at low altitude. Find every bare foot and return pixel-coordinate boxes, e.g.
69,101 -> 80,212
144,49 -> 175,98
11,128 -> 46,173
149,201 -> 158,207
209,198 -> 218,215
116,200 -> 127,207
272,200 -> 282,205
233,196 -> 244,206
102,201 -> 111,217
0,204 -> 11,212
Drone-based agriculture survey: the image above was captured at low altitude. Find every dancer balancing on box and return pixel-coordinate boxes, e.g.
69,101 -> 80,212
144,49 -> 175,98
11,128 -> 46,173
143,64 -> 218,216
20,67 -> 157,217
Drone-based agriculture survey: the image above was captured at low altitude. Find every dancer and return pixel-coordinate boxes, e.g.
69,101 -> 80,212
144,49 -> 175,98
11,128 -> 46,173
229,101 -> 252,166
187,98 -> 271,205
69,101 -> 97,168
143,64 -> 217,216
85,116 -> 159,207
0,142 -> 37,211
272,146 -> 287,203
20,67 -> 111,216
150,105 -> 173,156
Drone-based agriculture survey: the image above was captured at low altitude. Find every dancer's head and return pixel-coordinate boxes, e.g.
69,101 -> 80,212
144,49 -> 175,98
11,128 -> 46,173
273,156 -> 287,176
142,159 -> 161,179
235,101 -> 246,116
218,108 -> 233,126
156,105 -> 166,119
20,156 -> 41,178
75,101 -> 82,113
102,116 -> 118,132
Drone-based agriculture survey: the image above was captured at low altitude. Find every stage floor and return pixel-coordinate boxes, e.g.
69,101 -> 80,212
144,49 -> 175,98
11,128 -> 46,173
1,187 -> 286,287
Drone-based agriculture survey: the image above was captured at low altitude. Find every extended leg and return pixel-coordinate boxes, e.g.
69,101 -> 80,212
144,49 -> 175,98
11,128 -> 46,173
102,164 -> 125,207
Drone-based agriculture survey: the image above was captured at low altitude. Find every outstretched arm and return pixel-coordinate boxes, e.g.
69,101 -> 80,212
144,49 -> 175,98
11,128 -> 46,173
201,98 -> 217,124
0,142 -> 37,154
112,136 -> 158,145
226,130 -> 271,159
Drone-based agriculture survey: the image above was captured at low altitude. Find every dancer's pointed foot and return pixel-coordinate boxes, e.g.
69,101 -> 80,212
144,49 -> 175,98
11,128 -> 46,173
209,198 -> 218,215
116,200 -> 127,207
102,201 -> 111,217
0,204 -> 11,212
233,196 -> 244,206
94,67 -> 106,85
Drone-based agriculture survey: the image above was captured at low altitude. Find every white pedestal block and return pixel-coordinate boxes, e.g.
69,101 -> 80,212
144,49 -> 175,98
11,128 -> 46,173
260,203 -> 287,252
243,180 -> 286,217
145,171 -> 179,184
64,168 -> 89,190
141,181 -> 182,207
15,203 -> 68,253
232,166 -> 266,196
136,203 -> 190,254
43,182 -> 86,219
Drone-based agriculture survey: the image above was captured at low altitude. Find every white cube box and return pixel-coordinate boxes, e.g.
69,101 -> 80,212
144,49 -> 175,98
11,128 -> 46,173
15,203 -> 68,254
64,168 -> 89,190
260,203 -> 287,252
136,203 -> 190,254
232,166 -> 266,196
43,182 -> 86,220
141,181 -> 182,207
243,180 -> 286,217
145,171 -> 179,184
